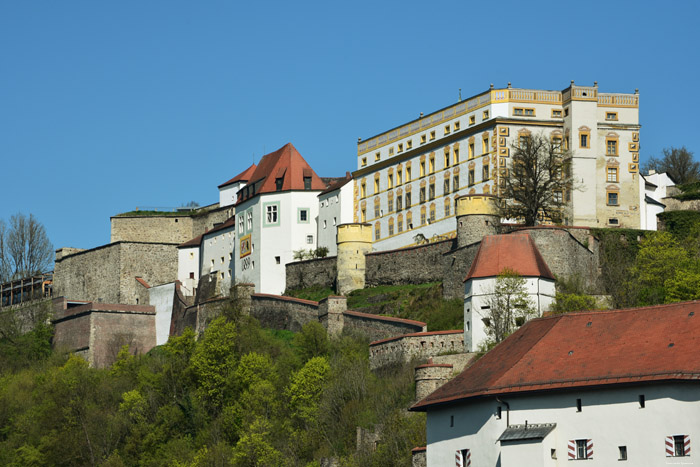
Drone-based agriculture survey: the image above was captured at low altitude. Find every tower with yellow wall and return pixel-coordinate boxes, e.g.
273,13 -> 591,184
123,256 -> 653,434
336,223 -> 373,295
456,194 -> 500,247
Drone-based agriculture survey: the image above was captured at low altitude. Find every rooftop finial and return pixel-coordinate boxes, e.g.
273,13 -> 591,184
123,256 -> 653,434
571,80 -> 575,86
358,137 -> 362,142
490,83 -> 494,89
507,82 -> 512,88
594,81 -> 598,87
458,88 -> 462,102
420,112 -> 423,118
635,88 -> 639,94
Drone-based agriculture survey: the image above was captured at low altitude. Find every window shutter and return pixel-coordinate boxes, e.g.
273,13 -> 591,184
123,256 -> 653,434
684,435 -> 691,456
568,440 -> 576,459
587,439 -> 594,459
455,449 -> 470,467
464,449 -> 471,467
455,450 -> 463,467
666,436 -> 674,457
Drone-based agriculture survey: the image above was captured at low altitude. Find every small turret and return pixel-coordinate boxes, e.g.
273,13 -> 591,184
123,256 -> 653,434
336,223 -> 373,295
456,194 -> 500,247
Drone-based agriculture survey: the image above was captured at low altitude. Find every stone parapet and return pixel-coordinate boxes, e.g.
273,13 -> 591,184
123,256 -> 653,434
369,330 -> 464,370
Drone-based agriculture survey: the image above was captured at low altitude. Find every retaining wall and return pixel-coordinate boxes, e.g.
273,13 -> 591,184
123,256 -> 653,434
368,330 -> 464,370
365,239 -> 456,287
250,294 -> 319,332
285,256 -> 337,291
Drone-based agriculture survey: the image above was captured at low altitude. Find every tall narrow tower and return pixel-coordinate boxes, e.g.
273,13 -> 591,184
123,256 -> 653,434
456,194 -> 500,248
336,223 -> 373,295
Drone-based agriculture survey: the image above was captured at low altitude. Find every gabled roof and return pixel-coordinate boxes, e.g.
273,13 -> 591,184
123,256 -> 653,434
235,143 -> 326,205
464,233 -> 555,281
202,216 -> 236,238
218,164 -> 257,189
178,234 -> 203,249
319,172 -> 353,196
411,301 -> 700,411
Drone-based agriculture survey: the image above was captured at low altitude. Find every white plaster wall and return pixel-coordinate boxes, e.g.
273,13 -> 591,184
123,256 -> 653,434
318,182 -> 353,256
148,282 -> 176,345
177,246 -> 199,296
234,199 -> 260,291
501,434 -> 557,467
219,181 -> 245,208
201,224 -> 236,295
464,277 -> 555,352
426,383 -> 700,466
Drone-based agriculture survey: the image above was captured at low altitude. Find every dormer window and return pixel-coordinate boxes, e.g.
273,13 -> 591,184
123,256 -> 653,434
304,176 -> 312,190
276,177 -> 284,191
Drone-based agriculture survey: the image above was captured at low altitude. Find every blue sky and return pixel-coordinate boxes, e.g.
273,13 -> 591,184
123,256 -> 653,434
1,0 -> 698,255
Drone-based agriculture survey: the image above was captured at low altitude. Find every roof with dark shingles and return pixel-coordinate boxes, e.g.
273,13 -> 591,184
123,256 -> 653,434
236,143 -> 326,205
464,233 -> 555,281
411,301 -> 700,411
319,172 -> 353,196
218,164 -> 257,188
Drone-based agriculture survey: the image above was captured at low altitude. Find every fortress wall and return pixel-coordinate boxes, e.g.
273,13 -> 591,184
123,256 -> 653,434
285,256 -> 337,291
368,330 -> 464,370
54,243 -> 122,303
441,244 -> 481,299
250,294 -> 319,332
90,306 -> 156,368
119,243 -> 178,304
342,310 -> 425,343
365,239 -> 456,287
191,208 -> 230,237
111,216 -> 195,244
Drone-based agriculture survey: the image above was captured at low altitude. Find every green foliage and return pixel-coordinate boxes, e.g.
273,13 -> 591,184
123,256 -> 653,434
657,210 -> 700,237
551,293 -> 599,313
190,317 -> 238,409
482,268 -> 537,345
293,322 -> 330,363
284,285 -> 335,302
631,231 -> 689,305
591,228 -> 646,308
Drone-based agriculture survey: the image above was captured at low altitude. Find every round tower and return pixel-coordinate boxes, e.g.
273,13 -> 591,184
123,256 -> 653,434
336,223 -> 373,295
456,194 -> 500,247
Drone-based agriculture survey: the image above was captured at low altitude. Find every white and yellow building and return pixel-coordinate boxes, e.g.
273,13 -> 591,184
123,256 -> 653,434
354,82 -> 642,250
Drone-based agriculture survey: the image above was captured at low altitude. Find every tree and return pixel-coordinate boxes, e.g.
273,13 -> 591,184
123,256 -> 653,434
500,133 -> 574,226
0,213 -> 53,282
630,231 -> 689,305
642,146 -> 699,184
484,268 -> 537,345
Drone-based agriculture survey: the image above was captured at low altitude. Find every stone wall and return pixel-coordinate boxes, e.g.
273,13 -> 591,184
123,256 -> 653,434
285,256 -> 337,291
0,298 -> 53,336
365,239 -> 456,288
411,447 -> 427,467
440,244 -> 481,299
54,242 -> 178,305
250,294 -> 319,332
368,330 -> 465,370
52,300 -> 156,368
415,363 -> 454,402
661,197 -> 700,212
342,310 -> 426,342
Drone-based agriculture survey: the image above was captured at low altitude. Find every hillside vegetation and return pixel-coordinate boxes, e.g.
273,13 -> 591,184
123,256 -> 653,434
0,307 -> 424,466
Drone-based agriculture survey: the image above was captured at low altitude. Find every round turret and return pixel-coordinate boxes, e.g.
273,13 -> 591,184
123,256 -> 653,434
456,194 -> 500,247
336,223 -> 373,295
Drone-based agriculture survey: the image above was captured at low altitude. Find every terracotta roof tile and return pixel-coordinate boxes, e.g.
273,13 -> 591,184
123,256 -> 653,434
235,143 -> 326,205
465,233 -> 554,281
411,301 -> 700,411
218,164 -> 257,188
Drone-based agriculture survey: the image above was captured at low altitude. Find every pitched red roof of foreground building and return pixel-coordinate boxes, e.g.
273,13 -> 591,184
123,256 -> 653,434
464,233 -> 555,281
236,143 -> 327,205
411,301 -> 700,411
218,163 -> 257,189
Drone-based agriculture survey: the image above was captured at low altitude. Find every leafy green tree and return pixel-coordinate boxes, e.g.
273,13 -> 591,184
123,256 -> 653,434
190,317 -> 238,410
631,231 -> 689,305
293,321 -> 330,363
484,268 -> 537,345
232,419 -> 284,467
551,293 -> 599,313
643,146 -> 699,184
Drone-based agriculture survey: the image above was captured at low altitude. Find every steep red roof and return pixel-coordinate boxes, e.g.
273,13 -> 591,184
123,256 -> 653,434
411,301 -> 700,411
218,163 -> 257,189
235,143 -> 326,205
319,172 -> 353,196
464,233 -> 554,281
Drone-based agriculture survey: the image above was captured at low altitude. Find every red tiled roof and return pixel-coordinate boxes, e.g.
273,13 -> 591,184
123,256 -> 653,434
319,172 -> 353,196
218,164 -> 257,188
235,143 -> 326,205
202,216 -> 236,237
464,233 -> 554,281
411,301 -> 700,411
178,233 -> 203,249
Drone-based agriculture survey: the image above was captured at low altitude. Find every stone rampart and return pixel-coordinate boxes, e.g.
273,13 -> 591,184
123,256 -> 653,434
250,294 -> 319,332
54,242 -> 178,305
661,197 -> 700,212
415,363 -> 454,401
285,256 -> 337,291
365,239 -> 456,287
368,330 -> 464,370
440,243 -> 481,299
52,300 -> 156,368
411,447 -> 427,467
342,310 -> 426,342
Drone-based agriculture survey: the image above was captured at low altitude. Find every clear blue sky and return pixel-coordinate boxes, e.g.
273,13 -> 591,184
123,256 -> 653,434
1,0 -> 698,256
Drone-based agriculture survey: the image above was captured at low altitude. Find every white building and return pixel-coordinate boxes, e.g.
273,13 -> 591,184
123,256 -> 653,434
218,164 -> 256,209
233,143 -> 327,294
199,217 -> 236,295
463,233 -> 556,352
639,170 -> 675,230
355,82 -> 642,251
411,301 -> 700,466
176,234 -> 202,296
317,172 -> 354,256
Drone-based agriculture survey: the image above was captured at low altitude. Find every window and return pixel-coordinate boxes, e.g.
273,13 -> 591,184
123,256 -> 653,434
607,167 -> 618,182
361,180 -> 367,198
514,107 -> 535,116
667,435 -> 690,457
483,164 -> 489,181
430,130 -> 436,140
457,449 -> 470,466
276,177 -> 284,190
374,203 -> 380,218
323,220 -> 327,229
299,208 -> 309,223
453,148 -> 459,164
389,146 -> 394,155
220,256 -> 224,264
483,136 -> 489,154
373,152 -> 380,162
388,173 -> 393,189
483,110 -> 489,119
406,211 -> 413,229
361,208 -> 366,222
396,195 -> 402,211
246,211 -> 252,230
374,178 -> 380,193
189,251 -> 194,259
406,166 -> 412,181
420,207 -> 426,226
607,191 -> 619,206
579,132 -> 590,148
444,150 -> 450,167
374,223 -> 380,240
388,196 -> 394,213
333,217 -> 336,225
265,204 -> 279,225
606,111 -> 618,121
420,161 -> 426,177
444,178 -> 450,194
388,218 -> 394,236
306,235 -> 313,244
429,156 -> 435,173
606,138 -> 618,156
444,198 -> 451,216
444,125 -> 450,135
429,204 -> 435,222
469,143 -> 474,159
397,215 -> 403,233
304,176 -> 312,190
238,215 -> 244,234
576,398 -> 582,412
552,136 -> 562,150
569,439 -> 592,460
454,121 -> 460,131
429,183 -> 435,200
397,169 -> 403,185
639,394 -> 645,408
469,115 -> 476,125
275,256 -> 280,264
608,218 -> 619,225
421,134 -> 427,144
419,187 -> 426,203
453,175 -> 459,192
398,143 -> 404,153
565,107 -> 570,117
618,446 -> 627,460
496,406 -> 502,419
468,169 -> 475,186
552,109 -> 562,118
554,191 -> 563,204
405,192 -> 411,208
